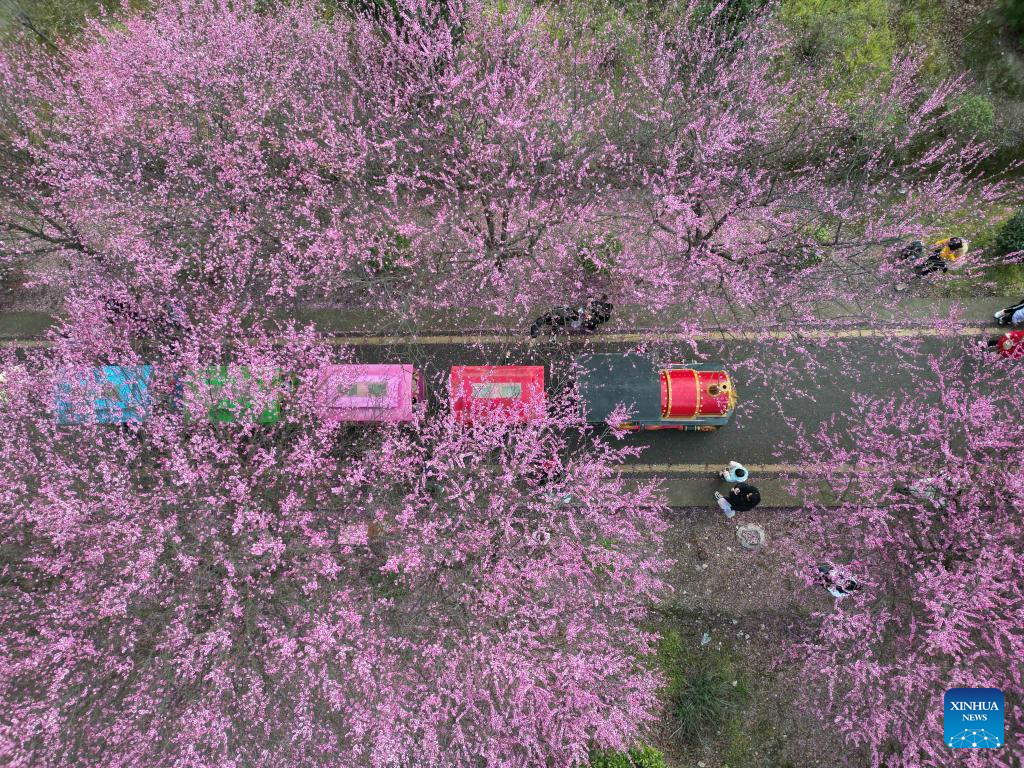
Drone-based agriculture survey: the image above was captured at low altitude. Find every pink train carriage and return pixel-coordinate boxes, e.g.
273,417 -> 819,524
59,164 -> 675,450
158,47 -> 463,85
313,364 -> 425,423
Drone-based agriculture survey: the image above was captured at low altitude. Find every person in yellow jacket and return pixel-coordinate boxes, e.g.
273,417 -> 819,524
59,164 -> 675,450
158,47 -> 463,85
935,236 -> 968,262
915,236 -> 968,276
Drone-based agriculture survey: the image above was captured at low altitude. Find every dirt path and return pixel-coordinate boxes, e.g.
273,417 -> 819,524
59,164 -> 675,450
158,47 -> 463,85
653,507 -> 863,768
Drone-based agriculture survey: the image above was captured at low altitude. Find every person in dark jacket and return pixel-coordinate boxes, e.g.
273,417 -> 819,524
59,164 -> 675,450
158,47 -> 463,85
817,563 -> 861,599
530,305 -> 579,337
714,482 -> 761,518
530,295 -> 612,337
581,294 -> 613,331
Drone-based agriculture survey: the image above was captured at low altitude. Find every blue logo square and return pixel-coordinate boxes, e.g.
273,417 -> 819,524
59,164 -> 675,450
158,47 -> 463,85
945,688 -> 1004,749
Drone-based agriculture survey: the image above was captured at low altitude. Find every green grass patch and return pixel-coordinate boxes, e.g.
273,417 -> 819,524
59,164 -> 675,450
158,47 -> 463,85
890,0 -> 950,80
781,0 -> 894,97
987,264 -> 1024,294
659,629 -> 751,747
720,714 -> 792,768
586,743 -> 667,768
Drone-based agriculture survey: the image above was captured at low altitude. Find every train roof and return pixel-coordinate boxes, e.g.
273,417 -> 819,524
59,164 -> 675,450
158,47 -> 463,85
576,353 -> 662,423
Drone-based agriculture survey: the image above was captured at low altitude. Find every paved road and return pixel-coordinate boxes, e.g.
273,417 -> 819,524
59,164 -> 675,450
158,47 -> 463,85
2,315 -> 997,469
351,332 -> 984,468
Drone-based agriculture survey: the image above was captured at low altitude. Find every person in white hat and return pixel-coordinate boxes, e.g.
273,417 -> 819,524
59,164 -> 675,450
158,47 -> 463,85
718,460 -> 749,483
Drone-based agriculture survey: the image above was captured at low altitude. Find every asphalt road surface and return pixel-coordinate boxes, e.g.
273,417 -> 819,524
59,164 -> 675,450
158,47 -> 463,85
349,331 -> 982,469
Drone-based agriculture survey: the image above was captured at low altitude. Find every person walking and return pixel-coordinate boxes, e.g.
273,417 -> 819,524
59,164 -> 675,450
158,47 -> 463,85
994,297 -> 1024,326
568,304 -> 587,331
894,240 -> 923,291
530,306 -> 563,337
718,460 -> 749,483
530,304 -> 583,337
531,296 -> 612,336
714,482 -> 760,519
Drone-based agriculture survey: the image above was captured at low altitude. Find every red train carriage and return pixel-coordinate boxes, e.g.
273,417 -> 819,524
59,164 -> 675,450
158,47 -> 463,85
577,353 -> 736,431
450,365 -> 546,425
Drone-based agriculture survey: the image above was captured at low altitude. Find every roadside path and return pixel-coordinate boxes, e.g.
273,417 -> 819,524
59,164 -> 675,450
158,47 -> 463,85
0,298 -> 1014,342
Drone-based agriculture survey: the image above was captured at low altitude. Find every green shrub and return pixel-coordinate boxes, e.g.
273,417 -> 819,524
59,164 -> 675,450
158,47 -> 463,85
994,208 -> 1024,258
669,660 -> 748,743
576,233 -> 623,276
781,0 -> 894,95
946,93 -> 996,139
587,744 -> 667,768
1001,0 -> 1024,37
367,227 -> 412,275
658,630 -> 750,746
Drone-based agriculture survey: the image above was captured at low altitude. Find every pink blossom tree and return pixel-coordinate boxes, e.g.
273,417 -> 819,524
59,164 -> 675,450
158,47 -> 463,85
607,8 -> 1020,324
783,343 -> 1024,767
0,322 -> 672,767
0,0 -> 619,318
0,0 -> 1017,325
1,1 -> 1021,763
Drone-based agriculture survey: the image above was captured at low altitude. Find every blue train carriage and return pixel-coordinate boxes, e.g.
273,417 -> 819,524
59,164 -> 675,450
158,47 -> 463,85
55,365 -> 154,425
576,353 -> 736,432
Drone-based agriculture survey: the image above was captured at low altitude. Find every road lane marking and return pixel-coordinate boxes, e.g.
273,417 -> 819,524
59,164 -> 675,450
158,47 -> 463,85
323,326 -> 989,346
620,463 -> 857,475
0,325 -> 993,349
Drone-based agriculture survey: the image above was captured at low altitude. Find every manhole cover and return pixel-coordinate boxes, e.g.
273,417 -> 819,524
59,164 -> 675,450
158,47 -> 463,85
736,523 -> 766,551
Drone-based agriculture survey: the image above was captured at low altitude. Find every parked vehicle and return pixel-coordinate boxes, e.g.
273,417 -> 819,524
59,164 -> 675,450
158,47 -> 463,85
45,354 -> 736,432
314,364 -> 425,423
450,365 -> 545,424
576,353 -> 736,431
55,365 -> 153,425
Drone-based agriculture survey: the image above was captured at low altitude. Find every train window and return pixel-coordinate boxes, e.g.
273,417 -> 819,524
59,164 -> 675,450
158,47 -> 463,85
470,382 -> 522,399
340,381 -> 389,398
